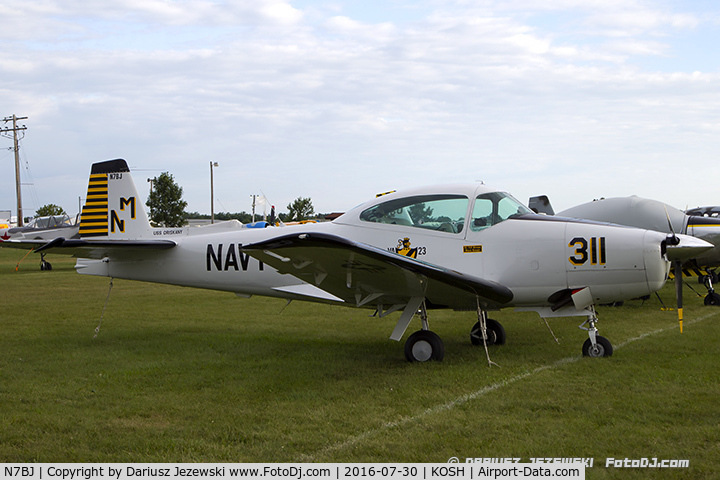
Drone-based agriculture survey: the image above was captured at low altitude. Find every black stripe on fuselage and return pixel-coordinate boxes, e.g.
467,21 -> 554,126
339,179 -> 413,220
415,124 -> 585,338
512,213 -> 638,228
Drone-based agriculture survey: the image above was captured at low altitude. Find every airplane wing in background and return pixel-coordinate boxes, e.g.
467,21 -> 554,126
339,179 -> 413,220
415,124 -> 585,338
241,231 -> 514,311
0,238 -> 48,249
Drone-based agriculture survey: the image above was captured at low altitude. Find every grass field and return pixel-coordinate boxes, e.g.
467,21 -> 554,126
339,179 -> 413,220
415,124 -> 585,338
1,247 -> 719,478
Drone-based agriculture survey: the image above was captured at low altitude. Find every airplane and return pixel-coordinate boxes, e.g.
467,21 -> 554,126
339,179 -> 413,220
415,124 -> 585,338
529,195 -> 720,328
685,205 -> 720,291
3,159 -> 713,362
0,213 -> 80,270
687,206 -> 720,217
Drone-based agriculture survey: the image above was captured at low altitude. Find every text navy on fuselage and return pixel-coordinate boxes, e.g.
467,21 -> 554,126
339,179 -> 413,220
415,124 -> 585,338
206,243 -> 264,272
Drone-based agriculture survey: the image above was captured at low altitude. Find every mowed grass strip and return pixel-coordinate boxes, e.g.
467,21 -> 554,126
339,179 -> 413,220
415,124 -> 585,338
1,247 -> 719,477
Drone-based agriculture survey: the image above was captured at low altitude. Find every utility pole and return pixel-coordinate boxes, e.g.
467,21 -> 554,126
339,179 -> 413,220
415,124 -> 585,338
251,194 -> 256,223
210,162 -> 219,224
2,115 -> 28,226
147,178 -> 155,221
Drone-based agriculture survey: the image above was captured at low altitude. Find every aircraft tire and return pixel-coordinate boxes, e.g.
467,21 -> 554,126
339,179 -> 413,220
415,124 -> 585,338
405,330 -> 444,362
704,292 -> 720,306
470,319 -> 506,346
582,336 -> 613,357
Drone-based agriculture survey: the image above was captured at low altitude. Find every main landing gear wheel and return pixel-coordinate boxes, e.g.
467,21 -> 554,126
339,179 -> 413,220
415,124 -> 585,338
582,335 -> 613,357
704,292 -> 720,306
39,253 -> 52,271
470,318 -> 506,346
404,330 -> 445,362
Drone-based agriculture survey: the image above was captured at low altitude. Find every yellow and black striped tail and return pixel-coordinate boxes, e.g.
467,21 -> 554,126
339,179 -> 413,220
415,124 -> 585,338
79,173 -> 109,237
78,159 -> 130,238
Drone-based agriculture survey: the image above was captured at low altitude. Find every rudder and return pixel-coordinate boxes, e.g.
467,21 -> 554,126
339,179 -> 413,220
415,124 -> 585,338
79,159 -> 152,239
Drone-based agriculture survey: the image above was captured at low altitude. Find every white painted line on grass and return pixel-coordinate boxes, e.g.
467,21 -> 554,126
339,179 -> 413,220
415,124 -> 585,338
305,310 -> 720,460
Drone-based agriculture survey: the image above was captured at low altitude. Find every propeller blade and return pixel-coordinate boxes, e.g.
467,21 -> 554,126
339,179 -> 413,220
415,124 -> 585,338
664,205 -> 677,237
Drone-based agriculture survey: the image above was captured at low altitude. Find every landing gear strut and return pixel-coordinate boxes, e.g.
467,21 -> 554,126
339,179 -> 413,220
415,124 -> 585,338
40,253 -> 52,271
470,300 -> 501,367
579,307 -> 613,357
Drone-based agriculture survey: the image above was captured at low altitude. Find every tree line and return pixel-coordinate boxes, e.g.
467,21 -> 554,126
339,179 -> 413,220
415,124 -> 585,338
31,172 -> 322,227
147,172 -> 319,226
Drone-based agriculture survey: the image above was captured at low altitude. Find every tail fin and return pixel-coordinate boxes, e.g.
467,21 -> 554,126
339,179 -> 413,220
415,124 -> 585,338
79,159 -> 153,240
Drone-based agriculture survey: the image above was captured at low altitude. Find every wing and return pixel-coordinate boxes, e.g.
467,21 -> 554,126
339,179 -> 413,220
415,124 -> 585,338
240,232 -> 513,310
0,236 -> 176,259
0,238 -> 49,250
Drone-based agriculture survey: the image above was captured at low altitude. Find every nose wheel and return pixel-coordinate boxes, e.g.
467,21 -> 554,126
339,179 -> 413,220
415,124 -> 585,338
701,271 -> 720,306
579,308 -> 613,357
582,335 -> 613,357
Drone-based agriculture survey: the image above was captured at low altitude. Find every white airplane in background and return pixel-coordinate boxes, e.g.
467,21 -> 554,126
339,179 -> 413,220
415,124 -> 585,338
2,159 -> 712,362
0,214 -> 80,270
529,195 -> 720,331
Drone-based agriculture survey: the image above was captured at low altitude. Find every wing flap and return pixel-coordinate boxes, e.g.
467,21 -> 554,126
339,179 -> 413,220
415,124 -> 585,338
241,232 -> 513,309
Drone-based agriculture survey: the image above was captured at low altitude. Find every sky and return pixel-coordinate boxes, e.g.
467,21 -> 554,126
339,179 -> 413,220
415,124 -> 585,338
1,0 -> 719,220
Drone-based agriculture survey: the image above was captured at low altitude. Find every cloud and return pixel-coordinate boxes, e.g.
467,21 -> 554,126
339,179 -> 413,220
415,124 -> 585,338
586,10 -> 699,37
1,1 -> 719,217
0,0 -> 304,44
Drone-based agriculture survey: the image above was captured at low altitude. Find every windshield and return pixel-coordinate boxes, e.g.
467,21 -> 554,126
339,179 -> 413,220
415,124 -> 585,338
360,194 -> 468,234
470,192 -> 532,231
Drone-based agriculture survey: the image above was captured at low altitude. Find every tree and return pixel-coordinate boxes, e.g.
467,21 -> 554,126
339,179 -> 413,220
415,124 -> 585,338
184,211 -> 254,224
408,203 -> 434,224
286,197 -> 314,221
146,172 -> 188,227
35,204 -> 66,216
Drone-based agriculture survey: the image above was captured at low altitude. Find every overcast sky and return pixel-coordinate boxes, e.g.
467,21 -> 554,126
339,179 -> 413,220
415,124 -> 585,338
2,0 -> 719,220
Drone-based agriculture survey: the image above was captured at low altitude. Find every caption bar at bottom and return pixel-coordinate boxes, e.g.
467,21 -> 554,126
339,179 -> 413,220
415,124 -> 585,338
1,464 -> 584,480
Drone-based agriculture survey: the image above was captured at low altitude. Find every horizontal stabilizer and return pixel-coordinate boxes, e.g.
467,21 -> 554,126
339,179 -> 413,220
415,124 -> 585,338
33,236 -> 176,259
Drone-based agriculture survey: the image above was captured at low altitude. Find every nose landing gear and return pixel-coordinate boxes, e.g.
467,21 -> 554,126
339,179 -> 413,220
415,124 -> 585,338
579,307 -> 613,357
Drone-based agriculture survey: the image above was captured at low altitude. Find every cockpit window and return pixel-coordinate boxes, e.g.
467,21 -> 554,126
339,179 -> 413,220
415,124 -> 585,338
360,194 -> 468,234
27,215 -> 73,229
470,192 -> 532,231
